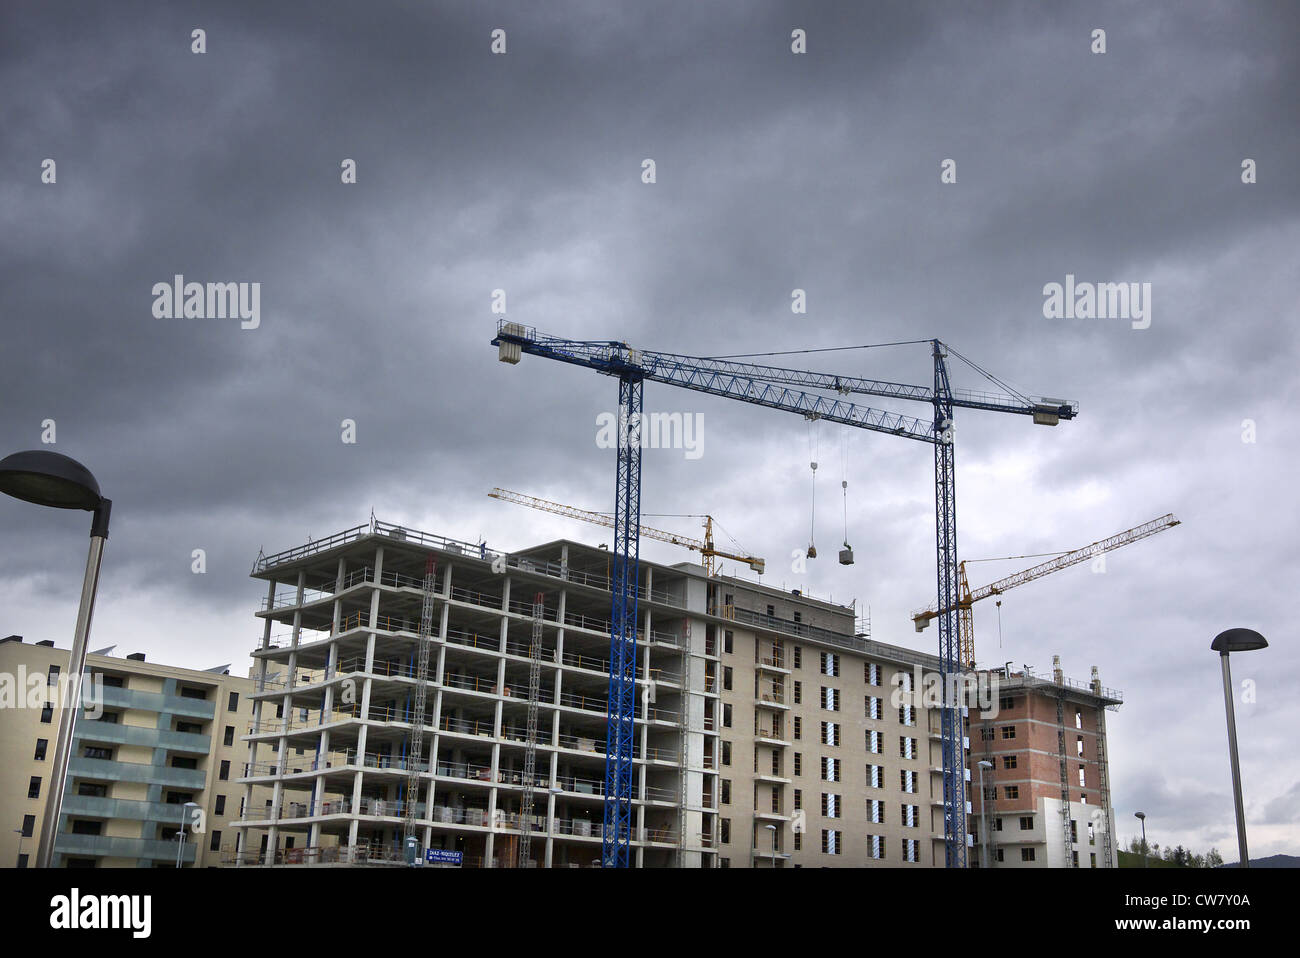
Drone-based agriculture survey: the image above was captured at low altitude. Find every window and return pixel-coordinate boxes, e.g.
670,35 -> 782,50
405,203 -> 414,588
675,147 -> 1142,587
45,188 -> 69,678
771,751 -> 781,776
1022,848 -> 1036,862
721,741 -> 732,766
866,730 -> 882,753
1090,853 -> 1097,868
867,799 -> 885,824
179,686 -> 207,700
899,737 -> 917,760
771,787 -> 781,813
865,696 -> 882,720
723,667 -> 732,691
720,819 -> 731,844
84,746 -> 112,760
821,793 -> 841,818
722,704 -> 732,729
867,834 -> 885,859
1000,725 -> 1016,739
898,670 -> 914,693
1077,736 -> 1084,757
793,611 -> 801,624
1019,816 -> 1034,830
721,780 -> 731,805
901,804 -> 919,828
723,630 -> 733,654
999,695 -> 1016,710
1002,755 -> 1017,770
33,739 -> 48,761
866,764 -> 883,788
21,815 -> 35,837
793,788 -> 802,810
1075,710 -> 1083,730
219,760 -> 230,781
899,705 -> 916,727
793,681 -> 802,704
821,757 -> 840,782
223,726 -> 235,747
1004,786 -> 1019,799
48,665 -> 60,686
766,604 -> 775,618
995,848 -> 1005,862
821,687 -> 840,712
982,786 -> 996,801
793,716 -> 801,740
227,691 -> 239,711
1070,820 -> 1078,843
820,722 -> 840,747
78,783 -> 108,797
1078,767 -> 1087,788
794,831 -> 801,851
27,777 -> 41,799
176,721 -> 202,734
821,830 -> 841,855
994,817 -> 1003,831
903,838 -> 920,862
793,753 -> 802,776
793,646 -> 802,669
210,830 -> 222,852
900,769 -> 917,793
71,820 -> 103,836
819,652 -> 839,677
865,662 -> 881,686
215,795 -> 226,815
40,704 -> 53,724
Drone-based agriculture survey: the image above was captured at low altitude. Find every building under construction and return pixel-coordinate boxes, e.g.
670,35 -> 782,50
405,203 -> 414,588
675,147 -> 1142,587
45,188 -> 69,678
226,515 -> 1032,867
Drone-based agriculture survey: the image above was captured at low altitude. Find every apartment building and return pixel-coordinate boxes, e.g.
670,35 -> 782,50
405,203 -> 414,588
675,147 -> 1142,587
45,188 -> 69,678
968,658 -> 1121,868
232,517 -> 966,867
0,635 -> 272,867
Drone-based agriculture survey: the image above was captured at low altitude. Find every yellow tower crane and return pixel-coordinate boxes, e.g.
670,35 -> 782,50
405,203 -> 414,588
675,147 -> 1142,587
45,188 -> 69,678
911,513 -> 1181,669
487,487 -> 765,577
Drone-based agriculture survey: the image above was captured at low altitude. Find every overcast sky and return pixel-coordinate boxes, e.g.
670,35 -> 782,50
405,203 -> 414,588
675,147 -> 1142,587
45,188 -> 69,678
2,0 -> 1296,862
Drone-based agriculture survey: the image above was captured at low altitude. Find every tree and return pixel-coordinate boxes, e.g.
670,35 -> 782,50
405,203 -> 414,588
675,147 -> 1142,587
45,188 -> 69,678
1206,847 -> 1224,868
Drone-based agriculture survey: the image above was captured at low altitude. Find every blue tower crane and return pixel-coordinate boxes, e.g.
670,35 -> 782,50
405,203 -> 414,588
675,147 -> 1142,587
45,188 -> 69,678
493,320 -> 1077,868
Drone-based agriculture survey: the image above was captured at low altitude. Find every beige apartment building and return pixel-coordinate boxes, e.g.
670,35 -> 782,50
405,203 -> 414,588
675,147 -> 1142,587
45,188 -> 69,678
0,635 -> 272,867
231,517 -> 965,867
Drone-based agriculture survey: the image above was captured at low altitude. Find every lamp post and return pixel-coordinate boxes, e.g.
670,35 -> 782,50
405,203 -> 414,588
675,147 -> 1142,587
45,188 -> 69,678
764,823 -> 777,868
0,451 -> 111,869
1211,628 -> 1268,869
977,760 -> 993,869
1134,811 -> 1147,867
176,802 -> 201,868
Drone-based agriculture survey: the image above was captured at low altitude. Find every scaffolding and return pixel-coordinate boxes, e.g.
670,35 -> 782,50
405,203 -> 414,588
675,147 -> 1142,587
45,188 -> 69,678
677,621 -> 692,867
518,592 -> 545,868
403,556 -> 438,852
1054,657 -> 1073,868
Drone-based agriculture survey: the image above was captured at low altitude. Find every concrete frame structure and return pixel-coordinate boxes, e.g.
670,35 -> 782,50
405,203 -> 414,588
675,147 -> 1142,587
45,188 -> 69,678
231,518 -> 975,867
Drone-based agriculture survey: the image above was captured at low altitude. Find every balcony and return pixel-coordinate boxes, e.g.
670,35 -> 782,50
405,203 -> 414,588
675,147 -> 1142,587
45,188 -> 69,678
756,656 -> 791,675
75,720 -> 210,754
70,756 -> 207,790
56,833 -> 196,863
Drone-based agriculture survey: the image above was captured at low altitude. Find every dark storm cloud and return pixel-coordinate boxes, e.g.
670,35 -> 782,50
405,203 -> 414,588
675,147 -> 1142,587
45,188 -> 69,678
1,0 -> 1296,856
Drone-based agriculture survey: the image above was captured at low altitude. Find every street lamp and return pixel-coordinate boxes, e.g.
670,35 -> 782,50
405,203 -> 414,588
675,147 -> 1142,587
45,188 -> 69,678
0,450 -> 111,869
175,802 -> 201,868
1211,628 -> 1268,869
977,760 -> 993,869
1134,811 -> 1147,867
764,823 -> 777,868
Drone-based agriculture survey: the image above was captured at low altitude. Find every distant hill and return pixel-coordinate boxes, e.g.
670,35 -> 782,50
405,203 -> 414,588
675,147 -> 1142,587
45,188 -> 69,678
1220,854 -> 1300,868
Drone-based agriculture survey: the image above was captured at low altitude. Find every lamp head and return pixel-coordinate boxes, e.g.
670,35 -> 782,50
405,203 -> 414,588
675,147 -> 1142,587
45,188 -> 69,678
1211,629 -> 1268,654
0,450 -> 102,510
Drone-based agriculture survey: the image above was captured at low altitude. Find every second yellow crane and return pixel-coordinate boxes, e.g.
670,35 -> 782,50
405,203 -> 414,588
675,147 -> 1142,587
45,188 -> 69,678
487,487 -> 765,577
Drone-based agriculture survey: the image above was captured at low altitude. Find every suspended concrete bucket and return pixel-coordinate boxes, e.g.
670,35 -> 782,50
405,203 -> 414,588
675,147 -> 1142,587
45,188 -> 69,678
839,545 -> 854,566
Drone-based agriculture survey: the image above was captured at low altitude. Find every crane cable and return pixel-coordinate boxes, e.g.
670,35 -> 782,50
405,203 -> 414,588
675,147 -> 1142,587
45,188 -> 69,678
806,418 -> 819,557
840,428 -> 850,547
